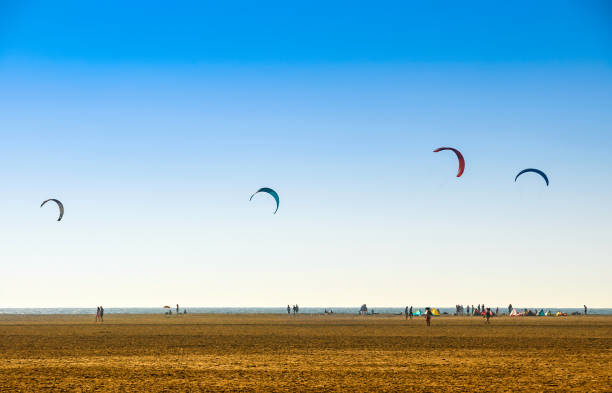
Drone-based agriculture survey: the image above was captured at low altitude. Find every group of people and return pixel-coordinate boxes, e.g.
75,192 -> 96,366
402,305 -> 497,326
95,306 -> 104,322
287,304 -> 300,315
403,306 -> 435,325
454,304 -> 499,316
166,304 -> 188,315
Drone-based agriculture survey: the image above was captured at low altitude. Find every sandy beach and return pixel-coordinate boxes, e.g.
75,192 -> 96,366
0,313 -> 610,392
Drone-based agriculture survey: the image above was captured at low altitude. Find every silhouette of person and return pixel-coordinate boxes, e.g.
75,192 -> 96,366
425,307 -> 432,326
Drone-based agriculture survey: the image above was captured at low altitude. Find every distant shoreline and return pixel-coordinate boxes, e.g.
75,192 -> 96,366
1,307 -> 611,315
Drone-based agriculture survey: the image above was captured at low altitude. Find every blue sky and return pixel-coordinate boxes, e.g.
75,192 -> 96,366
0,1 -> 611,307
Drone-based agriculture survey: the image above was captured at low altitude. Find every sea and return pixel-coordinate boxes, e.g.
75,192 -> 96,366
1,307 -> 611,315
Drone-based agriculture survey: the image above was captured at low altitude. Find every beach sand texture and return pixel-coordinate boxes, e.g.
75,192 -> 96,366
0,314 -> 610,392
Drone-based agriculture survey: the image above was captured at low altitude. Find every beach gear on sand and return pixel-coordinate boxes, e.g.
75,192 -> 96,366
431,308 -> 440,316
40,199 -> 64,221
515,168 -> 549,186
250,187 -> 280,214
510,309 -> 521,317
433,147 -> 465,177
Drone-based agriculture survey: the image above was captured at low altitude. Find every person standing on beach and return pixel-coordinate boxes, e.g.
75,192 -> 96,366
96,306 -> 100,322
176,304 -> 179,314
425,307 -> 432,326
409,306 -> 413,320
466,305 -> 470,315
584,305 -> 587,315
405,306 -> 409,320
287,305 -> 291,315
485,308 -> 491,324
100,306 -> 104,322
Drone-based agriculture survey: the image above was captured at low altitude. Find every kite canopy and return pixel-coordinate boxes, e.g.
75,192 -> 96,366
515,168 -> 549,186
433,147 -> 465,177
250,187 -> 279,214
40,199 -> 64,221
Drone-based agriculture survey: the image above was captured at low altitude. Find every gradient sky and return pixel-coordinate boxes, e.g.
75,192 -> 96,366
1,1 -> 611,308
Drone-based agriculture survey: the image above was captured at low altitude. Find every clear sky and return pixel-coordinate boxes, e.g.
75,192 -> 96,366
1,1 -> 610,308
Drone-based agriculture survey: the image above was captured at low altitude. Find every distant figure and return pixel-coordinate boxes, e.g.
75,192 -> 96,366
477,304 -> 481,313
471,305 -> 475,315
495,307 -> 499,316
405,306 -> 409,320
508,304 -> 513,314
584,305 -> 587,315
100,306 -> 104,322
485,308 -> 491,324
425,307 -> 432,326
409,306 -> 413,320
183,309 -> 187,314
287,305 -> 291,315
466,305 -> 470,315
176,304 -> 179,314
96,306 -> 100,322
296,304 -> 299,314
360,304 -> 367,315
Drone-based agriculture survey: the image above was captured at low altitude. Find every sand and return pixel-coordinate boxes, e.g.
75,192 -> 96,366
0,313 -> 610,392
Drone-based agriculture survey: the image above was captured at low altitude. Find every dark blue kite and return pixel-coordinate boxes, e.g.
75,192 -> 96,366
250,187 -> 279,214
515,168 -> 549,186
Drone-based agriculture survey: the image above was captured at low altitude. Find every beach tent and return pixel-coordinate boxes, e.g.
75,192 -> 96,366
538,310 -> 545,316
414,310 -> 422,316
432,308 -> 440,316
546,311 -> 553,316
510,309 -> 521,317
